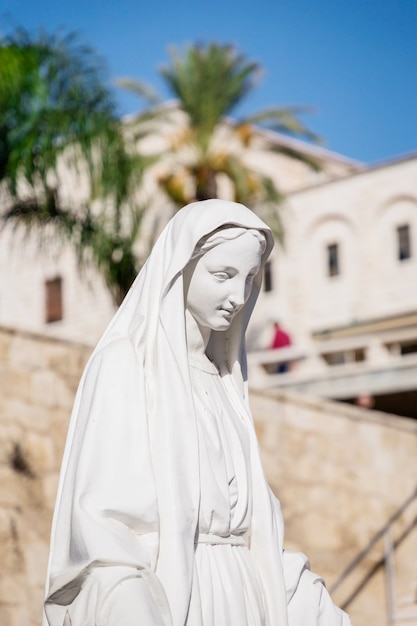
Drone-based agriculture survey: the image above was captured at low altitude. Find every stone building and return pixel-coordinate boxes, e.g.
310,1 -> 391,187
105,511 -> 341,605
2,130 -> 417,421
1,125 -> 417,625
251,152 -> 417,419
0,126 -> 361,346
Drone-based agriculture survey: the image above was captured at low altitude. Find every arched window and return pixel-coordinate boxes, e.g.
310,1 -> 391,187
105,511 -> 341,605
397,224 -> 412,261
303,215 -> 357,328
327,243 -> 340,277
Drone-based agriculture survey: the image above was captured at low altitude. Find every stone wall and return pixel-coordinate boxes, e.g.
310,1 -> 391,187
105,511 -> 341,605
0,327 -> 91,626
251,387 -> 417,625
1,326 -> 417,625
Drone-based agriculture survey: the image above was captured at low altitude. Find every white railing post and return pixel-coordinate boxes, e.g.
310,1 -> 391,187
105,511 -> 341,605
366,337 -> 391,366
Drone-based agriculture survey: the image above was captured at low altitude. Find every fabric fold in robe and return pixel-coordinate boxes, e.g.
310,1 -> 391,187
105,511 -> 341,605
42,199 -> 352,626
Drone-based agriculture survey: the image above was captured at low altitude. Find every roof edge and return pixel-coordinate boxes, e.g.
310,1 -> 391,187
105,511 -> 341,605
287,149 -> 417,196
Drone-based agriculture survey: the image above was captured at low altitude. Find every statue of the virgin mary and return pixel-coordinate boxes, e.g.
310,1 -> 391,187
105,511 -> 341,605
42,200 -> 351,626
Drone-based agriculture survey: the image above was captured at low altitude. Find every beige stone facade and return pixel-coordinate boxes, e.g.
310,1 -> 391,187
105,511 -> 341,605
247,153 -> 417,419
0,126 -> 361,347
1,326 -> 416,626
250,152 -> 417,343
274,153 -> 417,339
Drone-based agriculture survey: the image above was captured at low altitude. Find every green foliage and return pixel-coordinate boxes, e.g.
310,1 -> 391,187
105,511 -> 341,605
121,42 -> 321,238
160,43 -> 260,153
2,35 -> 321,303
1,29 -> 146,303
0,30 -> 115,194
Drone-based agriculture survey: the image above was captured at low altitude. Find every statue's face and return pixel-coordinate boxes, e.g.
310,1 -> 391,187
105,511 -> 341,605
185,232 -> 262,332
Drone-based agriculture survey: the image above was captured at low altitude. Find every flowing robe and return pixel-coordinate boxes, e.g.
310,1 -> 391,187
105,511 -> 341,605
42,200 -> 352,626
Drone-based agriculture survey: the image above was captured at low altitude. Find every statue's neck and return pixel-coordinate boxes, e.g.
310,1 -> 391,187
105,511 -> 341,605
185,309 -> 212,363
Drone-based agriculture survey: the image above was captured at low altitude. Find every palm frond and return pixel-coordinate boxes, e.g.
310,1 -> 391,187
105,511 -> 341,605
75,204 -> 146,305
0,28 -> 117,193
252,176 -> 285,243
269,144 -> 323,172
115,77 -> 161,106
214,154 -> 253,202
160,43 -> 261,152
2,192 -> 78,255
1,28 -> 148,304
158,170 -> 192,206
242,106 -> 321,143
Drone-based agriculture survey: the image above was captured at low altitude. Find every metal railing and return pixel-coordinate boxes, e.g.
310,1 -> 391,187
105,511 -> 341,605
247,334 -> 417,401
248,330 -> 417,384
329,487 -> 417,624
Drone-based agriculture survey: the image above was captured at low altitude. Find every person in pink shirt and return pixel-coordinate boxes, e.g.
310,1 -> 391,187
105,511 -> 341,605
271,322 -> 292,373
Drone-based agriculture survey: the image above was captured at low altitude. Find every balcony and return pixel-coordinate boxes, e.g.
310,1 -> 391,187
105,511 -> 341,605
248,327 -> 417,418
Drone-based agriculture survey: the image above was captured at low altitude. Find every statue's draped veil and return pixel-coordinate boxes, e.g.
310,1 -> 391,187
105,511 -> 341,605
43,200 -> 289,626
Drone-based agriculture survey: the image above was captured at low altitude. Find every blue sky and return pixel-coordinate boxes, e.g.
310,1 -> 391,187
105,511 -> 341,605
2,0 -> 417,164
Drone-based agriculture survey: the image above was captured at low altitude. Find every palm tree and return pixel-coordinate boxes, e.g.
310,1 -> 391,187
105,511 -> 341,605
0,29 -> 147,304
118,43 -> 321,239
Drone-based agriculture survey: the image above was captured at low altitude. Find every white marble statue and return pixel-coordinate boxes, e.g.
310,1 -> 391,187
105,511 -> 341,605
42,200 -> 352,626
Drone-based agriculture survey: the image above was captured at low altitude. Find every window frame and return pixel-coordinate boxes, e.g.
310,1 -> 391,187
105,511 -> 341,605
397,224 -> 412,262
45,276 -> 63,323
326,242 -> 340,277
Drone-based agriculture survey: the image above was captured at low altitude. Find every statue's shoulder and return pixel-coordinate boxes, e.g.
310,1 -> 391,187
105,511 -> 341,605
91,336 -> 139,372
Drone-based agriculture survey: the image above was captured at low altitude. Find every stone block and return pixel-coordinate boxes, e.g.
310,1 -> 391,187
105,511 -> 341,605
0,369 -> 32,403
0,467 -> 42,508
0,510 -> 21,571
0,573 -> 27,605
0,332 -> 12,364
1,398 -> 51,433
0,606 -> 13,626
48,414 -> 71,461
0,425 -> 21,466
42,474 -> 60,512
8,335 -> 48,370
2,604 -> 32,626
21,432 -> 56,474
31,370 -> 73,409
50,344 -> 90,380
24,539 -> 49,588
